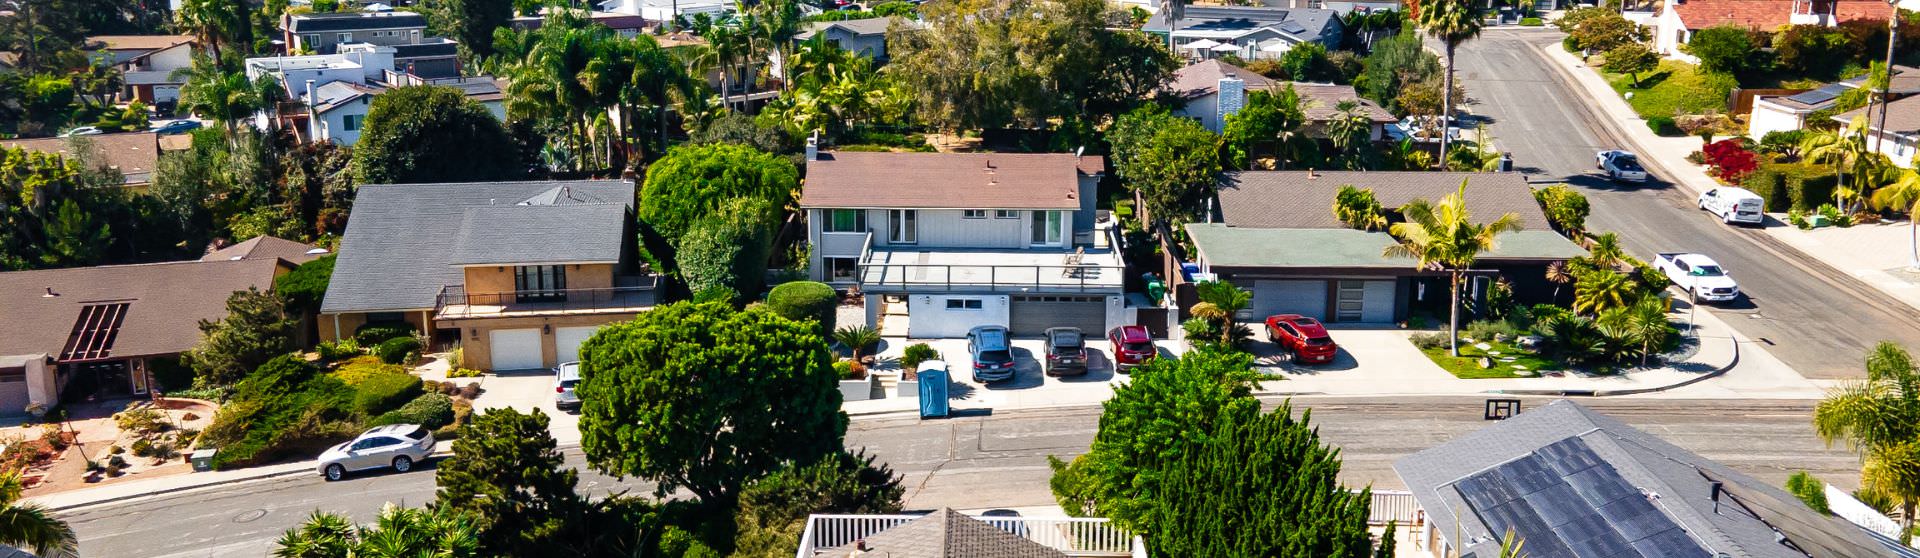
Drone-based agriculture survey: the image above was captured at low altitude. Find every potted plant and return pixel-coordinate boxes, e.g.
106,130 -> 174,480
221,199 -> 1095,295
833,325 -> 882,367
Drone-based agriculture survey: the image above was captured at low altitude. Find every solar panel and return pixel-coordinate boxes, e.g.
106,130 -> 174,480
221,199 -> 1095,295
1451,438 -> 1709,558
1277,21 -> 1307,34
1562,465 -> 1638,508
1785,83 -> 1850,106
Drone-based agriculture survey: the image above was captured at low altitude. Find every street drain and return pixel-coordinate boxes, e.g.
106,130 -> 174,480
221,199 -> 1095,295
234,509 -> 268,523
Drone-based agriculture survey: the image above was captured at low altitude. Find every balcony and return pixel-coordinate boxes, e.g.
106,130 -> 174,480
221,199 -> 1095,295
433,275 -> 659,320
795,513 -> 1144,558
851,226 -> 1128,294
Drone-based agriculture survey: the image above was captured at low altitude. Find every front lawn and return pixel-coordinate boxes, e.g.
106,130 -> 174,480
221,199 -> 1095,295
1420,340 -> 1561,380
1601,59 -> 1735,120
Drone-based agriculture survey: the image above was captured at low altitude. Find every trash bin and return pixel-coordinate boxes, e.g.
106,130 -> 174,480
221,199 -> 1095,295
917,361 -> 950,419
189,448 -> 217,472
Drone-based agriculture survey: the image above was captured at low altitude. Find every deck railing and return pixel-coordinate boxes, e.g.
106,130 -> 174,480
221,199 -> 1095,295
1369,490 -> 1420,526
854,261 -> 1125,293
794,514 -> 1139,558
433,276 -> 659,319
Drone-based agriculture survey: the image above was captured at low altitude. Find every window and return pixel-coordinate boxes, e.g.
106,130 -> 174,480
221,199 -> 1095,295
825,257 -> 859,281
304,34 -> 320,46
338,32 -> 352,42
824,209 -> 866,232
1336,281 -> 1365,321
889,209 -> 917,243
945,298 -> 984,310
514,265 -> 567,303
341,114 -> 362,131
962,209 -> 987,219
1029,210 -> 1062,245
994,210 -> 1018,219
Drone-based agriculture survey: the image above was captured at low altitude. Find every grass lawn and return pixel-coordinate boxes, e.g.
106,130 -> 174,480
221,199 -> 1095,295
1420,340 -> 1562,380
1601,59 -> 1735,120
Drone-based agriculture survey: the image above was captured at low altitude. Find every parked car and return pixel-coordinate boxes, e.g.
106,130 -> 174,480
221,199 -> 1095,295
554,361 -> 581,411
150,119 -> 202,135
1594,150 -> 1648,183
1697,186 -> 1764,226
1385,115 -> 1461,144
1043,327 -> 1088,376
1653,252 -> 1740,302
966,325 -> 1017,383
317,424 -> 435,481
58,126 -> 102,137
1264,314 -> 1338,364
1107,325 -> 1156,371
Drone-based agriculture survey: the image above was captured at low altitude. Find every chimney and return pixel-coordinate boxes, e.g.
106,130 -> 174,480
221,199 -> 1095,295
1307,168 -> 1318,179
805,131 -> 820,161
1709,481 -> 1725,513
304,79 -> 316,103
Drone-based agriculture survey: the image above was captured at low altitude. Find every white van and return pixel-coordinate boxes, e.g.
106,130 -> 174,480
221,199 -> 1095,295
1697,187 -> 1765,226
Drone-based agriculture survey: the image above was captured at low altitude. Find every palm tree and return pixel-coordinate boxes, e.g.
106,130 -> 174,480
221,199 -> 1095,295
1871,166 -> 1920,269
1326,100 -> 1374,170
1415,0 -> 1483,164
1191,280 -> 1253,346
1573,270 -> 1635,315
172,56 -> 276,140
834,325 -> 882,363
274,505 -> 479,558
1545,260 -> 1574,302
0,470 -> 75,558
1496,527 -> 1528,558
1383,179 -> 1523,356
1585,232 -> 1625,271
1801,119 -> 1873,210
1813,341 -> 1920,543
1598,296 -> 1671,367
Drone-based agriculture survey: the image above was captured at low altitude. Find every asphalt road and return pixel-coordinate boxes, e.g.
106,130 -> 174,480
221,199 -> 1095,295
65,396 -> 1859,557
1454,29 -> 1920,379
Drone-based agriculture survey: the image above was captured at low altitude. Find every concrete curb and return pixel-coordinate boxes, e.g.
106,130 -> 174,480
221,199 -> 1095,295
1486,334 -> 1739,397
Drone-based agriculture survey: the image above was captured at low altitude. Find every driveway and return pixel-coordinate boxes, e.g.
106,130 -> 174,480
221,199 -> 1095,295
860,337 -> 1184,413
419,358 -> 578,445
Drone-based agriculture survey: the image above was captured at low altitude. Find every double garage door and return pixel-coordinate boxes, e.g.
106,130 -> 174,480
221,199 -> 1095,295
1250,280 -> 1396,323
488,325 -> 604,371
1010,295 -> 1107,336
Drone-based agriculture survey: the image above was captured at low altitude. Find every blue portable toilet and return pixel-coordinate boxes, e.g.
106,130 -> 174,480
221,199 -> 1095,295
917,360 -> 950,419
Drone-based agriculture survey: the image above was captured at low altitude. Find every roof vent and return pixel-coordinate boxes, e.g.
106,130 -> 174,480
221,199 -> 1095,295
1306,168 -> 1318,179
42,287 -> 57,298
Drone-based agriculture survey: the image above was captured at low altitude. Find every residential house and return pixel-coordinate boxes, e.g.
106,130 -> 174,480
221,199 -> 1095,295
1654,0 -> 1894,62
598,0 -> 732,22
1,133 -> 160,189
800,149 -> 1125,338
1835,93 -> 1920,167
1394,400 -> 1919,558
795,18 -> 894,60
1166,59 -> 1396,137
0,239 -> 312,415
1748,65 -> 1920,140
85,35 -> 196,104
1184,171 -> 1585,325
245,47 -> 505,145
793,508 -> 1145,557
1143,5 -> 1344,61
201,235 -> 331,263
510,8 -> 650,37
319,180 -> 658,372
282,11 -> 460,78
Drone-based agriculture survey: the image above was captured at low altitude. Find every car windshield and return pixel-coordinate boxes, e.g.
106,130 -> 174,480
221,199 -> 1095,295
1305,336 -> 1334,346
559,379 -> 580,388
1691,265 -> 1724,276
401,426 -> 429,441
1124,341 -> 1153,353
981,349 -> 1013,362
1051,341 -> 1082,354
1615,156 -> 1642,171
1051,331 -> 1083,346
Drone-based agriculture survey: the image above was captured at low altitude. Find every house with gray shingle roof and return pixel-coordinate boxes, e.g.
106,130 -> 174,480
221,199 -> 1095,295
1166,59 -> 1396,135
1184,171 -> 1584,325
1144,5 -> 1342,62
320,180 -> 657,372
1394,400 -> 1917,558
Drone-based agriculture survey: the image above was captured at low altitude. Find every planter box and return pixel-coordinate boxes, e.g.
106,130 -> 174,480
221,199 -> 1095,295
896,380 -> 920,399
840,377 -> 881,402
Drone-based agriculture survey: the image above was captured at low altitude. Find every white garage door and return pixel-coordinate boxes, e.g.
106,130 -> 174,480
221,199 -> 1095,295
555,326 -> 601,365
1251,280 -> 1327,320
1333,280 -> 1398,323
489,328 -> 544,371
153,85 -> 180,102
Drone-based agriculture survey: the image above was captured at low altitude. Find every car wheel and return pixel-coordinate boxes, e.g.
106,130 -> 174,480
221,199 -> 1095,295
325,464 -> 345,481
1280,349 -> 1296,363
392,455 -> 413,473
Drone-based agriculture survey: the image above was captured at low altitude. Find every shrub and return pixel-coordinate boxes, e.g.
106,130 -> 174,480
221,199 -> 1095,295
435,380 -> 460,396
114,405 -> 168,435
832,360 -> 855,379
1519,17 -> 1542,26
900,343 -> 940,371
445,368 -> 484,378
354,324 -> 413,345
1409,332 -> 1451,350
766,281 -> 838,334
1782,164 -> 1837,211
1646,116 -> 1678,135
1533,184 -> 1590,235
149,356 -> 195,393
203,356 -> 361,469
446,346 -> 463,370
1758,130 -> 1806,156
1741,165 -> 1791,212
332,356 -> 406,386
354,373 -> 424,415
1788,209 -> 1811,229
130,438 -> 153,457
460,382 -> 482,399
1785,471 -> 1830,514
1701,139 -> 1759,183
371,392 -> 456,429
316,339 -> 362,362
376,336 -> 423,365
1464,320 -> 1521,342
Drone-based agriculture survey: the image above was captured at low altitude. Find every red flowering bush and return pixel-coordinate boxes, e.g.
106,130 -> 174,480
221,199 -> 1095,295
1702,139 -> 1758,183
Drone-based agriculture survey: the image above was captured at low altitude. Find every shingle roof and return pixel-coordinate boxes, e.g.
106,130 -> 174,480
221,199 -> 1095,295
1394,400 -> 1902,558
1289,82 -> 1397,124
286,11 -> 428,33
87,35 -> 195,52
1144,5 -> 1339,39
449,204 -> 628,266
0,258 -> 289,361
1835,92 -> 1920,136
1166,59 -> 1277,99
1218,171 -> 1554,230
0,133 -> 159,186
819,509 -> 1067,558
320,180 -> 634,314
201,236 -> 324,264
1670,0 -> 1892,29
797,17 -> 896,39
1187,225 -> 1405,268
799,152 -> 1097,210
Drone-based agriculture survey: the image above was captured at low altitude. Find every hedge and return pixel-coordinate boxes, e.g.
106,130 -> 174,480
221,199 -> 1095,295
353,372 -> 424,415
354,324 -> 413,345
1741,163 -> 1837,212
202,356 -> 359,469
766,281 -> 838,333
371,392 -> 455,429
375,336 -> 422,365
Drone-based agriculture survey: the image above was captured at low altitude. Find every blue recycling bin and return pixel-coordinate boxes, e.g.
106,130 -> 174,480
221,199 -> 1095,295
918,365 -> 950,419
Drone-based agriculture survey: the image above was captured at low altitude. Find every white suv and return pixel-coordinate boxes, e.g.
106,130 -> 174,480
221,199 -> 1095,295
317,424 -> 435,481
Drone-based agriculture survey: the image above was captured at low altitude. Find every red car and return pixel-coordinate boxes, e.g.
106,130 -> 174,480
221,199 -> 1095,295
1264,314 -> 1337,364
1107,325 -> 1157,371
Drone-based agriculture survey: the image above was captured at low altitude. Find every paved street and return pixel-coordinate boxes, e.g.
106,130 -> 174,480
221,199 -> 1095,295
65,396 -> 1859,557
1455,29 -> 1920,379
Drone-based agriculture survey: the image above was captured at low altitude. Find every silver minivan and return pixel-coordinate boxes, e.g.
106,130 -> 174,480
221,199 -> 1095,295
555,361 -> 582,411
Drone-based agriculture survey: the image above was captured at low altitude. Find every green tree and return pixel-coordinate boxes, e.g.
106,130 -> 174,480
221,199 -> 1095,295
729,451 -> 904,558
1146,403 -> 1376,557
1109,107 -> 1222,238
1814,341 -> 1920,542
1869,165 -> 1920,267
1357,24 -> 1440,115
577,302 -> 846,506
1602,43 -> 1659,87
38,198 -> 109,267
1279,41 -> 1334,82
1532,184 -> 1590,237
1567,12 -> 1648,56
0,470 -> 75,558
1325,100 -> 1376,170
1573,270 -> 1637,315
764,281 -> 838,334
1684,25 -> 1756,76
272,505 -> 480,558
1415,0 -> 1483,162
183,287 -> 296,387
274,254 -> 334,316
676,198 -> 777,297
172,56 -> 281,137
433,408 -> 596,557
0,0 -> 87,73
1332,185 -> 1387,231
352,85 -> 520,184
1189,280 -> 1253,347
424,0 -> 513,62
1382,180 -> 1522,356
1774,24 -> 1855,79
1223,87 -> 1313,170
638,143 -> 798,243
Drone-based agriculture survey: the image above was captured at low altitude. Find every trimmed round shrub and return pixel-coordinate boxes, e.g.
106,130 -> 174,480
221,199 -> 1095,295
354,324 -> 413,345
371,392 -> 455,429
900,343 -> 940,371
766,281 -> 838,333
375,336 -> 422,365
353,373 -> 424,415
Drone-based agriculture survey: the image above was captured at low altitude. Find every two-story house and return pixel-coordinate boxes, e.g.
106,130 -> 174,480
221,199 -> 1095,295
245,46 -> 505,145
282,12 -> 460,79
320,180 -> 657,372
85,35 -> 196,104
800,149 -> 1123,338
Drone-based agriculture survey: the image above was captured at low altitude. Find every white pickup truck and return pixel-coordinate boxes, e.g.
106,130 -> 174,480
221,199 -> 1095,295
1594,150 -> 1648,183
1654,253 -> 1740,302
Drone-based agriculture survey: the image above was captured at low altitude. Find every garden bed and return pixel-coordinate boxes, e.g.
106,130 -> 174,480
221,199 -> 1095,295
1419,340 -> 1560,379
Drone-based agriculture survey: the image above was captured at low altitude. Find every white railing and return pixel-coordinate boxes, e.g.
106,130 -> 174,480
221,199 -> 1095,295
795,513 -> 1140,558
1826,483 -> 1908,542
1369,490 -> 1421,526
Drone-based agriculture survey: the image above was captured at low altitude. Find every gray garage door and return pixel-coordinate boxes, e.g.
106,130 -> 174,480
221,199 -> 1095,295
1333,280 -> 1398,323
1252,280 -> 1327,320
1010,295 -> 1107,336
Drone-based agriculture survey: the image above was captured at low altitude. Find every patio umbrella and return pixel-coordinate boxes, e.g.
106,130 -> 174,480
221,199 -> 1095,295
1210,43 -> 1240,53
1183,39 -> 1221,50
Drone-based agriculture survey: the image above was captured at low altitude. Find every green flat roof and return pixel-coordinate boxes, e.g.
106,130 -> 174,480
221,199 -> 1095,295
1186,225 -> 1585,268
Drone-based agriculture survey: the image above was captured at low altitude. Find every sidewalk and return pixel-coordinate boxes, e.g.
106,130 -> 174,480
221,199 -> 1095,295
28,440 -> 456,512
1535,39 -> 1920,315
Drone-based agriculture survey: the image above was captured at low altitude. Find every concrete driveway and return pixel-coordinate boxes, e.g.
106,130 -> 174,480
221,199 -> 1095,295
420,358 -> 578,445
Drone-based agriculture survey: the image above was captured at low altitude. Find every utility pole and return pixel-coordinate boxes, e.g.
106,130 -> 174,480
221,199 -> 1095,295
1873,0 -> 1898,154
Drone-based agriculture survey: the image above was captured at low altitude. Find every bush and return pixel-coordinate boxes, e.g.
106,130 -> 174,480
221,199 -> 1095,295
1701,139 -> 1759,183
316,339 -> 362,362
371,392 -> 456,429
149,356 -> 195,393
1533,184 -> 1590,235
1741,165 -> 1792,212
460,382 -> 482,399
766,281 -> 838,334
1464,320 -> 1521,342
354,324 -> 413,345
130,438 -> 153,457
375,336 -> 423,365
203,356 -> 360,469
900,343 -> 940,371
1646,116 -> 1678,136
832,360 -> 855,380
1788,209 -> 1812,229
1785,471 -> 1830,514
1782,164 -> 1837,211
445,368 -> 484,378
113,405 -> 168,435
445,345 -> 463,370
1519,17 -> 1542,26
353,372 -> 424,415
1410,332 -> 1451,350
332,356 -> 406,385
